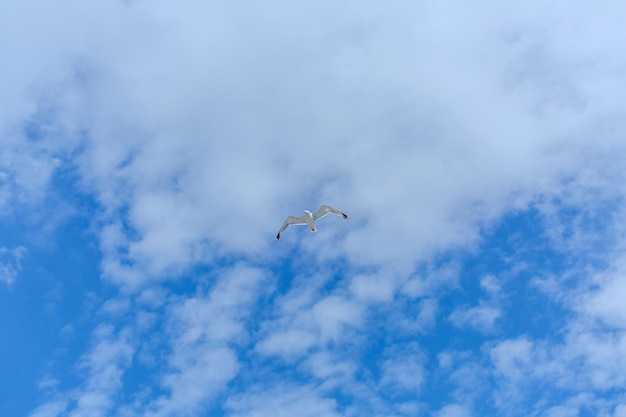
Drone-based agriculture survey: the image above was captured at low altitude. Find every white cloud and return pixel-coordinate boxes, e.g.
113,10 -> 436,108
479,275 -> 502,297
350,271 -> 397,302
0,246 -> 26,287
28,400 -> 68,417
2,0 -> 622,290
490,337 -> 536,382
563,329 -> 626,391
448,360 -> 490,404
30,264 -> 268,417
401,263 -> 461,299
581,256 -> 626,328
100,297 -> 131,317
487,314 -> 626,414
615,404 -> 626,417
148,347 -> 238,417
136,264 -> 266,416
414,298 -> 439,333
379,344 -> 426,394
255,328 -> 317,357
448,304 -> 501,333
256,293 -> 363,358
543,404 -> 580,417
312,295 -> 363,343
226,385 -> 341,417
58,324 -> 135,417
435,404 -> 472,417
306,351 -> 357,390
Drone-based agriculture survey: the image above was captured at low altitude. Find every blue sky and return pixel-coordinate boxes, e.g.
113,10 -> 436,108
2,1 -> 626,416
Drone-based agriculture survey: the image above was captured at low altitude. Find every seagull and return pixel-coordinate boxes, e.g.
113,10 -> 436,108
276,205 -> 349,240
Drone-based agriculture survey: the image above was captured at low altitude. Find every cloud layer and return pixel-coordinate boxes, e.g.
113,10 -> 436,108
2,1 -> 626,416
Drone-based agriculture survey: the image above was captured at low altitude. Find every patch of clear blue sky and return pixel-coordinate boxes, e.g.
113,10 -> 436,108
0,163 -> 104,417
0,222 -> 103,416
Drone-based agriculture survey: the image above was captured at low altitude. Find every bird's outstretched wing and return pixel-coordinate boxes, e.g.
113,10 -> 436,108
312,205 -> 349,221
276,215 -> 308,240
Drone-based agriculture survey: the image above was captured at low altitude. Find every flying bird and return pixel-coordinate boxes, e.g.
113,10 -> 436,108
276,205 -> 349,240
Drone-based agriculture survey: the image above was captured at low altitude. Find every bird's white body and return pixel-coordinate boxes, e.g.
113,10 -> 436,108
276,205 -> 349,240
303,210 -> 317,232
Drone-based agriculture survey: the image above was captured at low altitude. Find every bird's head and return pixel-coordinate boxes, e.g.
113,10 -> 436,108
304,210 -> 312,217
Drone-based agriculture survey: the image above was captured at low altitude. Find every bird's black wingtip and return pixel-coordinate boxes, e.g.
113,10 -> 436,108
276,233 -> 281,240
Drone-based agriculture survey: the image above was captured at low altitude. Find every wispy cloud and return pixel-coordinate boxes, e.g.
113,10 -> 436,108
256,292 -> 364,358
378,343 -> 426,395
448,304 -> 502,334
435,404 -> 473,417
226,384 -> 341,417
0,246 -> 26,287
138,265 -> 267,417
33,324 -> 135,417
